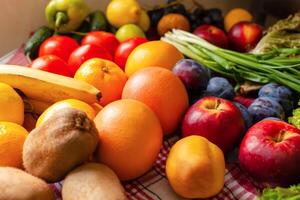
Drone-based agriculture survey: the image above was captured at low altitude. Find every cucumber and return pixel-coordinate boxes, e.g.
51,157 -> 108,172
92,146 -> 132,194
89,10 -> 108,31
24,26 -> 54,60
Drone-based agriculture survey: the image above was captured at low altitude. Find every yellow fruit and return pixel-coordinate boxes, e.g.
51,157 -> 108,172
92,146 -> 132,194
0,82 -> 24,125
138,9 -> 150,32
125,41 -> 184,77
36,99 -> 97,126
166,135 -> 225,199
0,122 -> 28,168
224,8 -> 253,31
106,0 -> 142,28
0,64 -> 101,104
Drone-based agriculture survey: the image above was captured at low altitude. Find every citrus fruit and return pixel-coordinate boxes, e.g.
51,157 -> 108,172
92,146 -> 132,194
36,99 -> 97,126
166,135 -> 225,199
0,82 -> 24,125
94,99 -> 163,181
125,41 -> 184,77
74,58 -> 128,106
0,122 -> 28,168
115,24 -> 145,42
122,67 -> 188,135
157,13 -> 190,36
137,9 -> 150,32
224,8 -> 253,32
106,0 -> 142,28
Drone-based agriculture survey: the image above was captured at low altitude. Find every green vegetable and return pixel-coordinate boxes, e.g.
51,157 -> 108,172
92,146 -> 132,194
162,30 -> 300,92
45,0 -> 90,33
70,10 -> 108,43
259,184 -> 300,200
288,101 -> 300,129
24,26 -> 54,60
252,12 -> 300,54
89,10 -> 107,31
71,20 -> 90,43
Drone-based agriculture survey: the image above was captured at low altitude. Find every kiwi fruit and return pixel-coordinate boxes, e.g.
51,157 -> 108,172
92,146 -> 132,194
0,167 -> 55,200
23,108 -> 99,183
62,163 -> 127,200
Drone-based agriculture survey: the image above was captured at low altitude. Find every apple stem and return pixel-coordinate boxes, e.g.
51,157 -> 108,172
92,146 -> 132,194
215,99 -> 221,110
274,130 -> 285,143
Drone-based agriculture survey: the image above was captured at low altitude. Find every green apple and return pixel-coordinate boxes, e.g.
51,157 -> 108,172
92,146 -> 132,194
115,24 -> 146,42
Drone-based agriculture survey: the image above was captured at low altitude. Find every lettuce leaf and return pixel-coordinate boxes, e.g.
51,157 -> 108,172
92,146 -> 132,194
259,184 -> 300,200
252,12 -> 300,54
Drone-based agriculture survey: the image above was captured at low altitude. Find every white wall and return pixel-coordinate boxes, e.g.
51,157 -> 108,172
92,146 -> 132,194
0,0 -> 251,56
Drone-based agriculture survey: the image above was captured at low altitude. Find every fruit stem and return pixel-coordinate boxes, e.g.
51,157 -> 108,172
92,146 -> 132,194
215,99 -> 221,110
274,130 -> 285,143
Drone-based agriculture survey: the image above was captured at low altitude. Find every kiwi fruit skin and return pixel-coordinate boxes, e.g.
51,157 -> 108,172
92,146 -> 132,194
0,167 -> 55,200
23,108 -> 99,183
62,163 -> 127,200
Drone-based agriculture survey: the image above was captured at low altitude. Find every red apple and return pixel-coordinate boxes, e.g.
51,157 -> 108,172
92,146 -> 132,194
182,96 -> 245,153
193,25 -> 228,48
228,22 -> 263,52
239,120 -> 300,187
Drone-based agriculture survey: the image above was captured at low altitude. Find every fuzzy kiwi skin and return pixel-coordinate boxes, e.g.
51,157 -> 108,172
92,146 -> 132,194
62,163 -> 127,200
23,108 -> 99,183
0,167 -> 55,200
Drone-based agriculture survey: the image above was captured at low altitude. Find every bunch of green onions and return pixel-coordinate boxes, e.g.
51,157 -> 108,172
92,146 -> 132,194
162,30 -> 300,92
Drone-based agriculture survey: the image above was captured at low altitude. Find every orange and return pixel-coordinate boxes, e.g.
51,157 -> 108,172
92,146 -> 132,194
0,82 -> 24,125
94,99 -> 163,181
125,41 -> 184,76
166,135 -> 225,199
224,8 -> 253,31
122,67 -> 188,135
157,13 -> 190,36
74,58 -> 128,106
36,99 -> 97,126
0,122 -> 28,168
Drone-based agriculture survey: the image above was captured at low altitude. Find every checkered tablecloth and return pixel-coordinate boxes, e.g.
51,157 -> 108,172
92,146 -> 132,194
0,47 -> 260,200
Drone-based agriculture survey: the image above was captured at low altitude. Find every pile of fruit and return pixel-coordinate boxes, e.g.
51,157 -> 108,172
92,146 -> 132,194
1,0 -> 300,199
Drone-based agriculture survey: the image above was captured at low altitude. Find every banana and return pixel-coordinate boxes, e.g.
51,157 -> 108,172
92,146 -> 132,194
0,65 -> 101,104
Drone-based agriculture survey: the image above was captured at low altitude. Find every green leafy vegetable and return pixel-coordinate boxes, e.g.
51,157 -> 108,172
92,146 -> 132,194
252,12 -> 300,54
289,101 -> 300,129
162,30 -> 300,92
259,184 -> 300,200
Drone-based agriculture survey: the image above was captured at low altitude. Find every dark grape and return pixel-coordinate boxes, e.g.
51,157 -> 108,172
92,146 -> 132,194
164,4 -> 187,16
148,8 -> 165,27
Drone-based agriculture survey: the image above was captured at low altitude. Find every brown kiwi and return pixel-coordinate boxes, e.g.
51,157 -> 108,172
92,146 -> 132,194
23,108 -> 99,183
0,167 -> 55,200
62,163 -> 127,200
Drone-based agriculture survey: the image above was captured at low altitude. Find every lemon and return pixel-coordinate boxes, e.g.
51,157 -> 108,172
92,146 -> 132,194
0,82 -> 24,125
137,9 -> 150,32
36,99 -> 97,127
106,0 -> 142,28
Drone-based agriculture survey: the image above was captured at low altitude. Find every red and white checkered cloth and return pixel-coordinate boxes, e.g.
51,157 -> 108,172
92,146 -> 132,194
0,48 -> 260,200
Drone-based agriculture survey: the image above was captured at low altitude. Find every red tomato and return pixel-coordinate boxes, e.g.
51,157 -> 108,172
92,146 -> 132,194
81,31 -> 120,56
68,44 -> 112,76
114,37 -> 148,70
30,55 -> 71,77
39,36 -> 79,62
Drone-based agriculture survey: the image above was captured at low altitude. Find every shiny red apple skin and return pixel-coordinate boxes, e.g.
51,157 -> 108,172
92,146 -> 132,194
228,22 -> 263,52
182,96 -> 245,153
193,24 -> 229,48
239,120 -> 300,187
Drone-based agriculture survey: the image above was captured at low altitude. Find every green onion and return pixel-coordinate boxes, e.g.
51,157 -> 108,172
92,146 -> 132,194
162,30 -> 300,92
